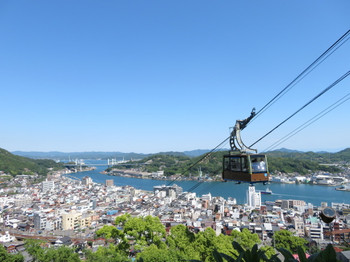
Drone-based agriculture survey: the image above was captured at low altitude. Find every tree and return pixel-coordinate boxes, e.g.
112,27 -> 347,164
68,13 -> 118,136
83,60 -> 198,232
273,230 -> 308,253
43,246 -> 80,262
230,228 -> 261,250
166,224 -> 198,260
96,225 -> 124,240
136,244 -> 177,262
0,244 -> 24,262
95,213 -> 167,255
259,245 -> 276,260
25,239 -> 80,262
121,215 -> 166,251
85,244 -> 130,262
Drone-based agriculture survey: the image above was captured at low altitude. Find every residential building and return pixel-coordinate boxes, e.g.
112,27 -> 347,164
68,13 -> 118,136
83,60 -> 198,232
247,185 -> 261,209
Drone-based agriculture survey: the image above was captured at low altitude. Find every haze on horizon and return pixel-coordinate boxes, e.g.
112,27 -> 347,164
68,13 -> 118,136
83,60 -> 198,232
1,1 -> 349,154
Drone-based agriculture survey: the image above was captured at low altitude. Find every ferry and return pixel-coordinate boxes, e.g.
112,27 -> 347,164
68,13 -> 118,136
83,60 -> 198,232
260,188 -> 272,194
335,184 -> 350,192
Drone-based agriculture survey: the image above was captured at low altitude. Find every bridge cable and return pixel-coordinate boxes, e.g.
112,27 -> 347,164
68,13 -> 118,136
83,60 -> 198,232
250,70 -> 350,148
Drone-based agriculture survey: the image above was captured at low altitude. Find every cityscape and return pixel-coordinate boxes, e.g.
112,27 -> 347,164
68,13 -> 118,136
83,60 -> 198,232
1,154 -> 350,261
1,0 -> 350,261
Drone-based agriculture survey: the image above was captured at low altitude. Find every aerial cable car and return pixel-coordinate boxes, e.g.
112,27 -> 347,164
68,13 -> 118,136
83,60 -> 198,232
222,108 -> 270,183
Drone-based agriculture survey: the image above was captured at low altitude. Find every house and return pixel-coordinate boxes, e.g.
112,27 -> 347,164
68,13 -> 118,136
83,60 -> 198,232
55,236 -> 72,246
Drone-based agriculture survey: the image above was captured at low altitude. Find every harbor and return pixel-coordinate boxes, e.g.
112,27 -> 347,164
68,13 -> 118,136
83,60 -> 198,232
68,160 -> 350,207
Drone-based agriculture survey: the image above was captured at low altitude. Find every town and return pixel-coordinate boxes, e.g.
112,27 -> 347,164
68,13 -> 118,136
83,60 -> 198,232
1,167 -> 350,260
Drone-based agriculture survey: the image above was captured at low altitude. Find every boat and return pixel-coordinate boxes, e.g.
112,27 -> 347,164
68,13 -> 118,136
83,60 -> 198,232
260,188 -> 272,194
335,184 -> 350,191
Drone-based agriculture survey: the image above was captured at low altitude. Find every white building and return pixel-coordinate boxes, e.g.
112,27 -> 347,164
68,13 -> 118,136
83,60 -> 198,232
42,180 -> 55,192
82,176 -> 93,186
202,193 -> 212,201
0,232 -> 15,243
246,185 -> 261,209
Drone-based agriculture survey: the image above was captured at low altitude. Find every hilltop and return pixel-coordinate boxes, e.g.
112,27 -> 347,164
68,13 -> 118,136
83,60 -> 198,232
11,148 -> 349,176
0,148 -> 63,176
265,148 -> 350,163
108,149 -> 344,176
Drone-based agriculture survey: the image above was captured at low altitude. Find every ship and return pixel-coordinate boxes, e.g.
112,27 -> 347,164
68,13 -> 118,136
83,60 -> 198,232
335,184 -> 350,191
260,188 -> 272,194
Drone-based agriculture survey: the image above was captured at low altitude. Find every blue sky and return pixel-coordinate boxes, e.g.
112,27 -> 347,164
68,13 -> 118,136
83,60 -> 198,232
1,1 -> 349,153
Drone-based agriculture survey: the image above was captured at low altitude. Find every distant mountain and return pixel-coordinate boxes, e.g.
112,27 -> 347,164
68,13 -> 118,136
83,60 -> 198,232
268,148 -> 304,153
183,149 -> 210,157
12,149 -> 220,160
0,148 -> 63,176
12,147 -> 350,166
12,151 -> 149,161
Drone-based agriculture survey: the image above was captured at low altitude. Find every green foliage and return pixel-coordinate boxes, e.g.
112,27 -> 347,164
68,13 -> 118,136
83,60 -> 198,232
267,157 -> 340,175
96,225 -> 123,240
122,215 -> 166,251
136,244 -> 177,262
85,244 -> 130,262
259,245 -> 276,259
231,228 -> 261,250
0,148 -> 63,176
166,224 -> 198,260
0,244 -> 24,262
276,243 -> 341,262
109,153 -> 225,177
107,148 -> 346,178
25,239 -> 80,262
21,217 -> 343,262
267,148 -> 350,163
273,230 -> 308,253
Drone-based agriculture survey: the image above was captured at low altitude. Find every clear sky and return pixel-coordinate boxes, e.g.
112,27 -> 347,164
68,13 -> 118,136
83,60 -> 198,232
1,1 -> 349,153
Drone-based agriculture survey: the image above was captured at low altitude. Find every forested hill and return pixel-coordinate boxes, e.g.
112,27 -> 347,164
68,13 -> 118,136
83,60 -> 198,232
110,151 -> 341,176
0,148 -> 63,176
265,148 -> 350,163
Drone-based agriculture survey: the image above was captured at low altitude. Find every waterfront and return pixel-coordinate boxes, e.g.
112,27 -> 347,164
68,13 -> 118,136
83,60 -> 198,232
69,160 -> 350,207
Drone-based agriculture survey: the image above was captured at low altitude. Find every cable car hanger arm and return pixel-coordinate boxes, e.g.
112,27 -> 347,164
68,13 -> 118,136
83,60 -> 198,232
230,108 -> 257,153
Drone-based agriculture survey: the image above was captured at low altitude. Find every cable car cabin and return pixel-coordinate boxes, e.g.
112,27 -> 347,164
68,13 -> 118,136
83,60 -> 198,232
222,153 -> 269,183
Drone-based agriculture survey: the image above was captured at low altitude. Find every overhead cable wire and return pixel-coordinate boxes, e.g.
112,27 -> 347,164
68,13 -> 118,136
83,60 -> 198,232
143,140 -> 229,215
179,30 -> 350,193
263,92 -> 350,152
187,167 -> 222,192
250,29 -> 350,123
185,144 -> 229,193
250,70 -> 350,148
159,30 -> 350,193
167,136 -> 229,186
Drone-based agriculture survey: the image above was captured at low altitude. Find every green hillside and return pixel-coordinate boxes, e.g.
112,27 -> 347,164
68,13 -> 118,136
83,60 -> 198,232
265,148 -> 350,163
109,150 -> 342,177
0,148 -> 63,176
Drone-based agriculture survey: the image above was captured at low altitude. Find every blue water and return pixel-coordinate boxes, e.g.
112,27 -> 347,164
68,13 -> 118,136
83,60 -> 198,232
68,160 -> 350,207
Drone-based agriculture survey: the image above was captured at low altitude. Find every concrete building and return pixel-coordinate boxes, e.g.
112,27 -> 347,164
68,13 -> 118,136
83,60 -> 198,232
82,176 -> 93,186
308,224 -> 324,240
34,213 -> 47,230
105,179 -> 114,187
62,211 -> 82,230
293,217 -> 305,237
42,180 -> 55,192
247,185 -> 261,209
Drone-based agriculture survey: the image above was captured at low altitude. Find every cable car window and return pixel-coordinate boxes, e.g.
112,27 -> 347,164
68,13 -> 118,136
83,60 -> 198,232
251,155 -> 267,172
230,157 -> 241,171
223,157 -> 230,170
241,157 -> 248,171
